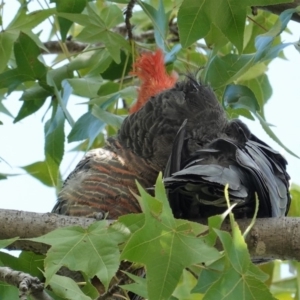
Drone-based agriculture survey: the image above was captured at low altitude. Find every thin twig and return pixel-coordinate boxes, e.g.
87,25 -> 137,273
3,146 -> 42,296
0,267 -> 53,300
125,0 -> 137,42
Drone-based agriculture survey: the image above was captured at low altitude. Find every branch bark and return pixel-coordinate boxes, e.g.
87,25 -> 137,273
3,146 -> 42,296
0,209 -> 299,261
0,209 -> 96,254
257,1 -> 300,22
0,266 -> 53,300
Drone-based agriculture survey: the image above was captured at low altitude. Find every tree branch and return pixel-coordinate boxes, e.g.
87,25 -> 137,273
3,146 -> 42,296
256,1 -> 300,22
0,209 -> 299,261
0,267 -> 53,300
0,209 -> 96,254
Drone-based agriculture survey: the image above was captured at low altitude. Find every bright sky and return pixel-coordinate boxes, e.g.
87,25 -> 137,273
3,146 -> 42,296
0,1 -> 299,215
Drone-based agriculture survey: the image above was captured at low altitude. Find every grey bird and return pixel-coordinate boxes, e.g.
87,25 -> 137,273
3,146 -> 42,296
164,80 -> 291,219
52,78 -> 226,219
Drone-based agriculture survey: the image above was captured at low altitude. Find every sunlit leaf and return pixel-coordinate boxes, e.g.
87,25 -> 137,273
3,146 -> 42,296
7,7 -> 55,31
48,274 -> 91,300
223,84 -> 260,114
139,0 -> 169,50
288,184 -> 300,217
52,0 -> 87,40
122,175 -> 219,300
121,271 -> 148,299
68,111 -> 105,148
0,32 -> 48,92
30,221 -> 128,290
92,105 -> 125,129
0,31 -> 18,72
14,85 -> 50,123
22,160 -> 58,187
0,251 -> 44,279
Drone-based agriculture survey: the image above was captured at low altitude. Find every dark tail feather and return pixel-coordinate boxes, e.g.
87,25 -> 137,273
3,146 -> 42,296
164,119 -> 188,218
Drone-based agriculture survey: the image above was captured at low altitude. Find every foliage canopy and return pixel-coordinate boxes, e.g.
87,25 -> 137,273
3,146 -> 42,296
0,0 -> 300,299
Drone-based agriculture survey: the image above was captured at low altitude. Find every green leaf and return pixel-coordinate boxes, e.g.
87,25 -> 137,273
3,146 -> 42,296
223,84 -> 260,114
99,5 -> 124,29
178,0 -> 246,52
71,4 -> 128,63
0,32 -> 48,92
81,278 -> 99,299
192,257 -> 226,293
0,173 -> 7,180
205,7 -> 298,89
213,0 -> 248,53
30,221 -> 128,290
47,65 -> 74,90
47,75 -> 74,126
97,81 -> 119,97
68,111 -> 105,148
178,0 -> 211,48
203,267 -> 275,300
22,160 -> 58,187
89,85 -> 137,106
44,101 -> 65,166
97,31 -> 129,64
240,74 -> 272,118
256,114 -> 299,158
7,7 -> 55,31
288,184 -> 300,217
201,203 -> 273,299
139,0 -> 169,50
247,263 -> 269,283
67,77 -> 103,98
101,50 -> 132,81
0,237 -> 19,249
0,69 -> 32,93
121,272 -> 148,299
223,84 -> 298,157
48,274 -> 91,300
121,176 -> 220,300
0,101 -> 13,118
68,49 -> 112,75
204,23 -> 229,50
172,269 -> 201,300
0,31 -> 18,72
52,0 -> 87,40
14,85 -> 50,123
0,284 -> 18,300
237,63 -> 268,82
0,251 -> 45,279
118,213 -> 146,235
14,32 -> 47,81
92,105 -> 125,129
21,84 -> 52,102
254,7 -> 300,63
18,251 -> 45,279
204,214 -> 225,247
216,229 -> 249,274
57,12 -> 91,26
205,54 -> 254,88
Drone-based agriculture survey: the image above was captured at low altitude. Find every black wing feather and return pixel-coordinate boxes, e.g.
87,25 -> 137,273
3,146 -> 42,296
164,119 -> 290,218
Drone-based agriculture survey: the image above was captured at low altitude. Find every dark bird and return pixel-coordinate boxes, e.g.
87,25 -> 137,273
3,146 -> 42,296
52,52 -> 218,219
164,79 -> 291,219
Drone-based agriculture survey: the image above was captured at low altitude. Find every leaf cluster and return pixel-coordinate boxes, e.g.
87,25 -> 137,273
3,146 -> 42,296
0,0 -> 300,299
0,175 -> 292,300
0,0 -> 299,185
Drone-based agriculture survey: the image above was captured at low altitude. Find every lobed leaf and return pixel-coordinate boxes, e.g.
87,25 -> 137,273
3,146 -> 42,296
30,221 -> 128,290
122,176 -> 219,300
